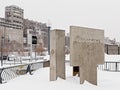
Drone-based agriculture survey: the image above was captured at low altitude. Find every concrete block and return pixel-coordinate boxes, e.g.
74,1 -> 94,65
50,30 -> 65,81
70,26 -> 104,85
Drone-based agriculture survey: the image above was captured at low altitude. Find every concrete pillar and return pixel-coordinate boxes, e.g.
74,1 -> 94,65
50,30 -> 65,81
80,63 -> 97,85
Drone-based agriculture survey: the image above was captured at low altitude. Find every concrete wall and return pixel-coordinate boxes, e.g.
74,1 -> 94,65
50,30 -> 65,81
70,26 -> 104,85
70,26 -> 104,66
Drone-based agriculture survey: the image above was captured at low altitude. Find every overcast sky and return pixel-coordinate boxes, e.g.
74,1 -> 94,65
0,0 -> 120,41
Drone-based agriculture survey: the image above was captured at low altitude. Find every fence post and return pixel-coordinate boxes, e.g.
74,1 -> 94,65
0,69 -> 3,84
107,45 -> 108,54
105,62 -> 107,70
115,62 -> 118,71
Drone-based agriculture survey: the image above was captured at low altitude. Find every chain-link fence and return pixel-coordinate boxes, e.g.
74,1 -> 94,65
0,61 -> 49,84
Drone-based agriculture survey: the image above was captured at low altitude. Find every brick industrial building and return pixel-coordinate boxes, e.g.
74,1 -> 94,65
0,17 -> 23,54
0,5 -> 49,55
5,5 -> 24,30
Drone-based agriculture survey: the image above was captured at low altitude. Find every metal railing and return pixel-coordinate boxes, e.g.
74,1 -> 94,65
98,62 -> 120,72
1,60 -> 119,84
0,61 -> 45,84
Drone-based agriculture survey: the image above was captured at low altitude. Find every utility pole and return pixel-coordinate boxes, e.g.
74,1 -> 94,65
33,25 -> 37,61
27,29 -> 32,62
47,20 -> 51,55
48,26 -> 51,55
1,36 -> 4,66
1,19 -> 6,66
30,35 -> 32,62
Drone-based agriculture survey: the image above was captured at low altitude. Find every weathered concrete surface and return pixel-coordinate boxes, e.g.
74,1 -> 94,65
70,26 -> 104,85
80,63 -> 97,85
50,30 -> 65,81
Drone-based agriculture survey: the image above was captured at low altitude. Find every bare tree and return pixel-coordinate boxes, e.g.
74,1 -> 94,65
36,42 -> 45,55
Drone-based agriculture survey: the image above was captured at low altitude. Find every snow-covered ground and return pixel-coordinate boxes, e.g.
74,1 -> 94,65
66,54 -> 120,62
0,55 -> 49,68
2,53 -> 120,68
0,63 -> 120,90
105,54 -> 120,62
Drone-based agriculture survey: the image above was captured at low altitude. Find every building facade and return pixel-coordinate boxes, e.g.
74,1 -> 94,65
0,17 -> 23,55
23,19 -> 48,48
105,44 -> 120,55
5,5 -> 24,29
0,18 -> 23,43
0,5 -> 49,54
4,5 -> 48,47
